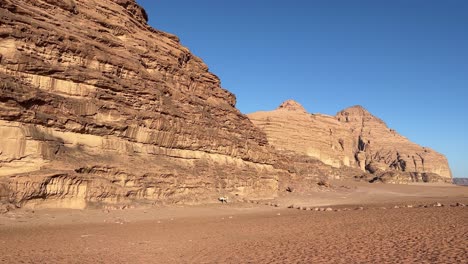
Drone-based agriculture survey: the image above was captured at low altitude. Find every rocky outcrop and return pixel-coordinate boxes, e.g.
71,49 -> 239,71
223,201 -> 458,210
249,101 -> 359,169
0,0 -> 282,208
336,106 -> 452,181
248,101 -> 452,183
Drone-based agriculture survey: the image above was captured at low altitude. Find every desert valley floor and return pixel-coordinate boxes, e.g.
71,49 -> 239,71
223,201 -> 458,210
1,181 -> 467,264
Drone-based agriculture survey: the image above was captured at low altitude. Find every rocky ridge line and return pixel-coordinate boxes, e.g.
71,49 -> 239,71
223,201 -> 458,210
248,100 -> 452,183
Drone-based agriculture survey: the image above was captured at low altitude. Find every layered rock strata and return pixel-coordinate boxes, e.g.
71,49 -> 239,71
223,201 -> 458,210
0,0 -> 282,208
248,100 -> 452,183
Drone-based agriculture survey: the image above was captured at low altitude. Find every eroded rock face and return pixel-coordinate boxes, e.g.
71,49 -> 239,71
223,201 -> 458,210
249,101 -> 358,169
0,0 -> 281,208
336,106 -> 452,180
248,101 -> 452,183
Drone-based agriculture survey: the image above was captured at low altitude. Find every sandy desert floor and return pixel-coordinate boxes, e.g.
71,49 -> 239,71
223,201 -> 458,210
0,181 -> 467,263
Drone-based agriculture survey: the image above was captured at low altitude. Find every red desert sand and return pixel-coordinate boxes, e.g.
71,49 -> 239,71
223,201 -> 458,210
1,181 -> 467,263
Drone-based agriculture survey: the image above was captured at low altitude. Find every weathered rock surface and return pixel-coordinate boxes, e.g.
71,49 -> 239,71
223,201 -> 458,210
248,101 -> 452,183
0,0 -> 451,210
0,0 -> 282,208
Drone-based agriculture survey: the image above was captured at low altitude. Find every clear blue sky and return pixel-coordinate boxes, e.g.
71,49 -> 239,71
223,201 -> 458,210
137,0 -> 468,178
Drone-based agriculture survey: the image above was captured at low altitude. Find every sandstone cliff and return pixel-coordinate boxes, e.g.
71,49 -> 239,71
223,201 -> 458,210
0,0 -> 283,208
248,100 -> 452,183
0,0 -> 451,210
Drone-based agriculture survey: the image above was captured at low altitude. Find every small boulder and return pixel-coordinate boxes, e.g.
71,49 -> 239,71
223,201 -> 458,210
317,180 -> 331,188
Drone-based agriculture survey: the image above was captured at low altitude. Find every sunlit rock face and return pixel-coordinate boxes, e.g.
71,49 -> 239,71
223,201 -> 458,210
0,0 -> 453,209
249,101 -> 452,183
0,0 -> 282,208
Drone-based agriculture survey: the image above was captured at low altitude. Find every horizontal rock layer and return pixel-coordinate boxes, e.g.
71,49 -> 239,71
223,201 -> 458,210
248,101 -> 452,183
0,0 -> 281,208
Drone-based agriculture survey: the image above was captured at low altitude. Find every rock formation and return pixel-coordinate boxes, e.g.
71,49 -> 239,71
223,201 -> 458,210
0,0 -> 452,210
0,0 -> 282,208
248,100 -> 452,183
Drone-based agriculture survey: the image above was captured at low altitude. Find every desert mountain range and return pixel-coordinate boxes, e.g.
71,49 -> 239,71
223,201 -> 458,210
249,100 -> 451,183
0,0 -> 452,209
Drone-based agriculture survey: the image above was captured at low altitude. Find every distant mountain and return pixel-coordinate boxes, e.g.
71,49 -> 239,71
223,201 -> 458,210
248,100 -> 452,184
453,178 -> 468,186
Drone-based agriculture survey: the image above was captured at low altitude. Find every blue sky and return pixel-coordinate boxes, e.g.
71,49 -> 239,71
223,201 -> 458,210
137,0 -> 468,178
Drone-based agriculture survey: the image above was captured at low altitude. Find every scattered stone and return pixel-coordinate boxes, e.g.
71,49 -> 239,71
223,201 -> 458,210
406,205 -> 413,208
433,202 -> 443,207
287,205 -> 294,209
325,207 -> 333,212
286,187 -> 293,192
0,206 -> 9,214
394,205 -> 400,209
0,204 -> 16,214
317,180 -> 331,188
456,202 -> 466,207
355,207 -> 364,210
